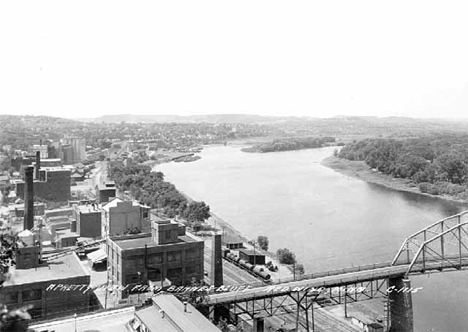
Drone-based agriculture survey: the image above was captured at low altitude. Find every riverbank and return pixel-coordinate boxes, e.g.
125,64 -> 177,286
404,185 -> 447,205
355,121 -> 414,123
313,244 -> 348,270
321,156 -> 468,206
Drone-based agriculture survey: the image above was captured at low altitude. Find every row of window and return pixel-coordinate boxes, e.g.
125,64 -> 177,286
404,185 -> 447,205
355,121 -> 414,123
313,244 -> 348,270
124,265 -> 201,284
2,289 -> 42,304
125,249 -> 200,267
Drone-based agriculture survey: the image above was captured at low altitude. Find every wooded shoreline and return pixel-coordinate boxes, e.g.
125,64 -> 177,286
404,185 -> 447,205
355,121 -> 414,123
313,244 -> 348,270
321,155 -> 468,207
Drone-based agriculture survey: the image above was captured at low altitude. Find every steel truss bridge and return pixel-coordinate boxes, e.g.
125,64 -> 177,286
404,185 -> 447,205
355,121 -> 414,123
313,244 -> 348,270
201,211 -> 468,331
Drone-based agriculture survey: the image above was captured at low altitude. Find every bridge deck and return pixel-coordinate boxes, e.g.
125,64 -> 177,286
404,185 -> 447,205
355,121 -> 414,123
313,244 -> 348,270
206,258 -> 468,305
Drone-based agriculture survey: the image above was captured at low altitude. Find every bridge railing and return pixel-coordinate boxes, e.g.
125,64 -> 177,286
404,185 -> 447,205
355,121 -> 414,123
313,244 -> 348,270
270,261 -> 393,285
205,265 -> 410,304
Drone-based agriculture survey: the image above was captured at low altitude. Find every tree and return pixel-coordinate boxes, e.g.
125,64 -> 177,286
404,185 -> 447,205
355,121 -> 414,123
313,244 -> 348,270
295,263 -> 305,275
192,222 -> 202,234
276,248 -> 296,265
183,201 -> 211,222
257,236 -> 269,251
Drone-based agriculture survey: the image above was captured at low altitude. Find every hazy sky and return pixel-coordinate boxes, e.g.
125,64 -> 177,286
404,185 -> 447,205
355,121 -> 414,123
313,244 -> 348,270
1,1 -> 468,119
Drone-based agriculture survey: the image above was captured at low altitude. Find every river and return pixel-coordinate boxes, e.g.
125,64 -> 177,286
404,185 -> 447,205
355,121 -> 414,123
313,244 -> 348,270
155,145 -> 468,332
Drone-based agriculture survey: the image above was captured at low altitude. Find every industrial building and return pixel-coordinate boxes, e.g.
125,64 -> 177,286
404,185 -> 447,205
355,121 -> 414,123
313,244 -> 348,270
132,294 -> 220,332
96,181 -> 117,203
222,235 -> 243,250
238,249 -> 266,265
0,168 -> 91,320
15,152 -> 71,203
101,198 -> 151,237
106,217 -> 204,299
31,144 -> 48,159
0,244 -> 91,320
73,204 -> 102,238
61,137 -> 86,164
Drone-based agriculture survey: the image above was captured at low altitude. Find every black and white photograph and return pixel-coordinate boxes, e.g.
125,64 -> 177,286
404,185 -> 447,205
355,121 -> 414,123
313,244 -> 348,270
1,1 -> 468,331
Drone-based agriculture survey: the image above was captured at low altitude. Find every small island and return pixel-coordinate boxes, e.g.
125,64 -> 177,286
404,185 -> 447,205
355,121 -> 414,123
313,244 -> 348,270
242,136 -> 337,153
173,154 -> 201,163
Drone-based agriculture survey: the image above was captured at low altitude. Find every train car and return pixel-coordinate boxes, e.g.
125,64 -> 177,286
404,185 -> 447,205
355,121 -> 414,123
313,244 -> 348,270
258,271 -> 271,281
243,262 -> 254,271
222,248 -> 231,257
223,251 -> 272,282
252,266 -> 264,274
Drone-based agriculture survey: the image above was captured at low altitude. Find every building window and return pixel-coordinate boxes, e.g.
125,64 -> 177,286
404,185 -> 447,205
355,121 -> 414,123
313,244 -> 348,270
148,270 -> 161,281
3,292 -> 18,304
186,248 -> 199,259
126,273 -> 140,283
165,230 -> 171,240
186,265 -> 200,275
167,251 -> 181,262
167,268 -> 182,281
22,289 -> 42,302
148,253 -> 162,265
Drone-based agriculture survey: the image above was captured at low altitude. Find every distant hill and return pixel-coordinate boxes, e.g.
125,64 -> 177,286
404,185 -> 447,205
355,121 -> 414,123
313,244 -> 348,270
73,114 -> 317,124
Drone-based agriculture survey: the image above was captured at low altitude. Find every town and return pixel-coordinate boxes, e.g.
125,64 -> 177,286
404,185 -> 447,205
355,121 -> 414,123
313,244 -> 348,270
2,114 -> 468,332
0,116 -> 326,332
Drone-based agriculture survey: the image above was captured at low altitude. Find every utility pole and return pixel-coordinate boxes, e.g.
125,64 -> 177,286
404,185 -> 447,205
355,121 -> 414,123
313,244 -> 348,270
137,271 -> 141,304
293,260 -> 296,281
253,240 -> 257,266
74,312 -> 77,332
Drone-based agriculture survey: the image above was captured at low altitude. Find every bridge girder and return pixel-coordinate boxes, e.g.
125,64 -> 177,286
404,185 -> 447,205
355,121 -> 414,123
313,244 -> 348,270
392,211 -> 468,276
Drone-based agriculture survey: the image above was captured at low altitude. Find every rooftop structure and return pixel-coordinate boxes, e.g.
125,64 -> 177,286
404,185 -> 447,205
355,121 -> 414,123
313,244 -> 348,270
101,198 -> 150,237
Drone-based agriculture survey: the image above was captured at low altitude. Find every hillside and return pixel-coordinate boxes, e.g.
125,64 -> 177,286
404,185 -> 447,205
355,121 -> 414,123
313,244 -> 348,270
73,114 -> 316,124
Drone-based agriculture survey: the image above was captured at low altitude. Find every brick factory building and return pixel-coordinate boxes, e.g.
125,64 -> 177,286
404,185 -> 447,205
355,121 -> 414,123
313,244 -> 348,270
106,218 -> 204,299
73,204 -> 102,238
16,167 -> 71,203
0,231 -> 91,320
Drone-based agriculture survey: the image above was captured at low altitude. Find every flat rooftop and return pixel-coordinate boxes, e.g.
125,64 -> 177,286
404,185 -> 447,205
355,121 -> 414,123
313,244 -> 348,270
135,294 -> 220,332
97,183 -> 116,190
75,205 -> 101,214
4,253 -> 89,286
238,249 -> 265,256
41,167 -> 72,172
114,234 -> 200,250
222,235 -> 243,244
102,198 -> 147,212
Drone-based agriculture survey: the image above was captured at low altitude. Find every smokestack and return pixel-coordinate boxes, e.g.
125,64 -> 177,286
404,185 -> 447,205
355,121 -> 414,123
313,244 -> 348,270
211,233 -> 223,287
35,151 -> 41,180
24,166 -> 34,230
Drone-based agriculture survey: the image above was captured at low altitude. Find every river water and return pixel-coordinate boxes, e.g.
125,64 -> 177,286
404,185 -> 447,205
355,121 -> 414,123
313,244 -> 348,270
155,145 -> 468,332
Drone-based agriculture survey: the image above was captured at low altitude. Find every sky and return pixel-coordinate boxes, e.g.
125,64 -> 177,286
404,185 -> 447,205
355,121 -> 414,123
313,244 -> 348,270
1,1 -> 468,119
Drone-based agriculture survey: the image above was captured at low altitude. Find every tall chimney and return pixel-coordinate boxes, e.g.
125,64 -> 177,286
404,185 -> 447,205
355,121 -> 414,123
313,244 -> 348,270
211,233 -> 223,287
24,166 -> 35,230
35,151 -> 41,180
